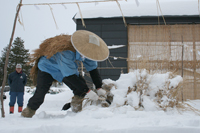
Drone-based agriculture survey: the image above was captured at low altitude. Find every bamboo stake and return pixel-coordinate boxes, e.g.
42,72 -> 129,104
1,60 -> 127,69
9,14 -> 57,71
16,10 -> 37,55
1,0 -> 23,118
181,36 -> 184,102
192,25 -> 197,100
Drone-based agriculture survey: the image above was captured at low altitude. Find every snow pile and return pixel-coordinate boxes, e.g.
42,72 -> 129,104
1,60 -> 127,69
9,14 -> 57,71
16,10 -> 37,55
102,69 -> 183,111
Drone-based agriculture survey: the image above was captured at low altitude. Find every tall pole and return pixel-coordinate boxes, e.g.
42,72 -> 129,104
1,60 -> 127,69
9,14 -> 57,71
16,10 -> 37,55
1,0 -> 23,118
181,36 -> 184,102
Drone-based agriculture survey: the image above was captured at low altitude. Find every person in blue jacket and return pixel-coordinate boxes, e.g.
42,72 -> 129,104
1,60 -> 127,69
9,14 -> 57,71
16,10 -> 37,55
21,30 -> 109,118
8,64 -> 27,114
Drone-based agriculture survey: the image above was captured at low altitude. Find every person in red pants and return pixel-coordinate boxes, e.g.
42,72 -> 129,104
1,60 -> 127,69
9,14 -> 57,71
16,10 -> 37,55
8,64 -> 27,114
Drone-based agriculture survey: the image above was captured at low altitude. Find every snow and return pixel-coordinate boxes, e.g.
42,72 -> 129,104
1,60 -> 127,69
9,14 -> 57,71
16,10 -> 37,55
75,0 -> 199,19
108,45 -> 125,49
1,70 -> 200,133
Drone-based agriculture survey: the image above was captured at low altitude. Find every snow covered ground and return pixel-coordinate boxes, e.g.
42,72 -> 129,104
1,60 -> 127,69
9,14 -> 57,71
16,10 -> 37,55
0,70 -> 200,133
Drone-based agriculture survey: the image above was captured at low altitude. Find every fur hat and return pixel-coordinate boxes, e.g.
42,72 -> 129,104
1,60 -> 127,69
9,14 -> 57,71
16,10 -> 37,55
71,30 -> 109,61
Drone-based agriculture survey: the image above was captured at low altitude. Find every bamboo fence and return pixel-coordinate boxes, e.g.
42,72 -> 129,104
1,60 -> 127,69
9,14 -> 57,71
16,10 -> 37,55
128,24 -> 200,101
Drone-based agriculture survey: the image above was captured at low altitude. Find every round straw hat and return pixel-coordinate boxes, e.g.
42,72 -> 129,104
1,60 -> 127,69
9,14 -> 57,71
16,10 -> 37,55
71,30 -> 109,61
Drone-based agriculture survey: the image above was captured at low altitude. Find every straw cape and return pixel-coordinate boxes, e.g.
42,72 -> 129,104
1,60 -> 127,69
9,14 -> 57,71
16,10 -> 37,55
28,34 -> 75,85
71,30 -> 109,61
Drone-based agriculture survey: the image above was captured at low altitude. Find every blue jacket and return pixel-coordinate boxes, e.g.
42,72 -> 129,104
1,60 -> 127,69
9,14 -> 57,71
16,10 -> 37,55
8,71 -> 27,92
38,50 -> 97,82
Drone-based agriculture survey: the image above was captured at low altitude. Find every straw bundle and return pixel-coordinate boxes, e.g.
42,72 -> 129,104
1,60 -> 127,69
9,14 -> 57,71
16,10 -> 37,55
28,34 -> 75,85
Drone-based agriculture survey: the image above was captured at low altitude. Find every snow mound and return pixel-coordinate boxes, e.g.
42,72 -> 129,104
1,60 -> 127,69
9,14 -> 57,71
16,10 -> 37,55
101,69 -> 183,111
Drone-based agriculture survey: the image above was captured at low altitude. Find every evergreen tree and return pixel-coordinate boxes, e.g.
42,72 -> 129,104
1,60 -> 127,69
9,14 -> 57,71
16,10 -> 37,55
0,45 -> 10,85
0,37 -> 32,86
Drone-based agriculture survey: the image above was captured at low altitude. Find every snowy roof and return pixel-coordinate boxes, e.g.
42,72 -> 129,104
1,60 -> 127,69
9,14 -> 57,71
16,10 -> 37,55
75,0 -> 200,19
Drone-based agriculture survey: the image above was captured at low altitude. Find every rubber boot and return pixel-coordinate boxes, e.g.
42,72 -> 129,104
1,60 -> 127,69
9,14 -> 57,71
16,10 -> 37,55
18,106 -> 23,113
10,106 -> 14,114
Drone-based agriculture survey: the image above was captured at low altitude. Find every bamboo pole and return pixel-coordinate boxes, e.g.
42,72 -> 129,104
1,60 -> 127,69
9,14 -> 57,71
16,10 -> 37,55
1,0 -> 23,118
181,36 -> 184,102
192,25 -> 197,100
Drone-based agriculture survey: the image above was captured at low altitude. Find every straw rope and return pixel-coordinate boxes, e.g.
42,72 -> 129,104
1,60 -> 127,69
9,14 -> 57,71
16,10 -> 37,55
76,2 -> 86,28
156,0 -> 160,25
156,0 -> 166,25
115,0 -> 127,27
21,0 -> 124,27
199,0 -> 200,17
21,0 -> 123,6
18,9 -> 25,30
108,58 -> 115,68
48,4 -> 59,29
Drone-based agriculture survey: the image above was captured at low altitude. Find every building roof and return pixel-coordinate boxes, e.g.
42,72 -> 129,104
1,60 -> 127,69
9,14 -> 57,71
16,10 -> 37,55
75,0 -> 199,19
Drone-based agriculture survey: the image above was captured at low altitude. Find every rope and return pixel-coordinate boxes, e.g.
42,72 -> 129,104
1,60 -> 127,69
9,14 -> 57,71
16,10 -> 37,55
21,0 -> 123,6
115,0 -> 127,27
48,4 -> 59,29
21,0 -> 124,28
156,0 -> 160,25
76,2 -> 86,28
156,0 -> 166,25
17,9 -> 25,30
199,0 -> 200,17
81,61 -> 84,76
108,58 -> 115,68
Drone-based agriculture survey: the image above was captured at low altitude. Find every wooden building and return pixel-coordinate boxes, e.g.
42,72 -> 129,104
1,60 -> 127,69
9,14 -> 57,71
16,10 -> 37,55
74,1 -> 200,99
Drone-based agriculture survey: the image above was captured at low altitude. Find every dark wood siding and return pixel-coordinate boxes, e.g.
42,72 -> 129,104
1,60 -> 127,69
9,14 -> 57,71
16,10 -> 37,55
76,18 -> 128,81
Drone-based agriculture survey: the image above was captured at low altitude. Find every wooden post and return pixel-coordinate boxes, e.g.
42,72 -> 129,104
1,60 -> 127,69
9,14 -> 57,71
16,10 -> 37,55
192,25 -> 197,100
1,0 -> 23,118
181,36 -> 184,102
181,36 -> 184,77
127,24 -> 130,72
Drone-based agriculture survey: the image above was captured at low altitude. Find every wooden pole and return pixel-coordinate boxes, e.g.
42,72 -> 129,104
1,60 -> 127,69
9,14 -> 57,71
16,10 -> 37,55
192,25 -> 197,100
181,36 -> 184,102
181,36 -> 184,78
1,0 -> 23,118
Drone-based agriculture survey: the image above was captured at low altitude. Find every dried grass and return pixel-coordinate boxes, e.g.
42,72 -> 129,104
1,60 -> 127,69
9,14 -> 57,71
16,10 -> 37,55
28,34 -> 75,85
99,70 -> 200,115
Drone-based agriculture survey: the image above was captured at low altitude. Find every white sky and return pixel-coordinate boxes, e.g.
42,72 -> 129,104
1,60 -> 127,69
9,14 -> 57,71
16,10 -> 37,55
0,0 -> 195,55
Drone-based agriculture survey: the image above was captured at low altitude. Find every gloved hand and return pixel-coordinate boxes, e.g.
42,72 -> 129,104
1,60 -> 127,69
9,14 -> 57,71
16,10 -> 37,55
97,88 -> 107,98
86,90 -> 99,101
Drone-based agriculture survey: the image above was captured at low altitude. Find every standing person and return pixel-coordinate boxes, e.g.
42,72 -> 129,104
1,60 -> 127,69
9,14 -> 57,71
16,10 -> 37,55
8,64 -> 27,114
21,30 -> 109,118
